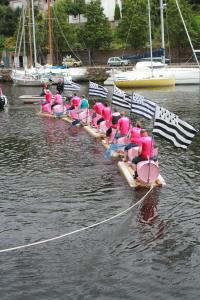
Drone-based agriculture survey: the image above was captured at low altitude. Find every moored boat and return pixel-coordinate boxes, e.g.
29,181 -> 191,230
0,88 -> 8,109
114,75 -> 175,88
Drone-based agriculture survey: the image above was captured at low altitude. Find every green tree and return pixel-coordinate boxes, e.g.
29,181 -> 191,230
1,0 -> 9,5
78,0 -> 112,51
0,5 -> 21,37
69,0 -> 86,16
114,3 -> 121,21
117,0 -> 148,49
0,35 -> 6,50
166,0 -> 199,48
4,37 -> 16,51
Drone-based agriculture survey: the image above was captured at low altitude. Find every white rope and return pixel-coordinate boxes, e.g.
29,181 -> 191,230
0,186 -> 154,253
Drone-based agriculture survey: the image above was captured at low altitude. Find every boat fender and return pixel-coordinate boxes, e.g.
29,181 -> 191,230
137,160 -> 160,184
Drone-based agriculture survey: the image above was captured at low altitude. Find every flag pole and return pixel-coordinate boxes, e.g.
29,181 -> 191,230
147,107 -> 157,184
129,91 -> 133,119
110,84 -> 115,110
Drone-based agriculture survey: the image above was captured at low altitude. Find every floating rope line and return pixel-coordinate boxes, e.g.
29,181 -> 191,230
0,186 -> 154,254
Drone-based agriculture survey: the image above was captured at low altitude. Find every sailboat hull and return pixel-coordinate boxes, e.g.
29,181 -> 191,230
115,77 -> 175,88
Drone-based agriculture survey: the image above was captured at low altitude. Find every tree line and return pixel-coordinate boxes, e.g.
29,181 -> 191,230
0,0 -> 200,63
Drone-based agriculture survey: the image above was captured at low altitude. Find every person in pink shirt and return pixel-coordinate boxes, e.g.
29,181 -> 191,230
132,129 -> 157,179
123,122 -> 142,162
97,103 -> 112,127
54,92 -> 63,105
115,111 -> 130,139
45,89 -> 52,105
106,110 -> 121,138
68,93 -> 81,110
93,101 -> 104,115
42,103 -> 52,114
91,100 -> 105,127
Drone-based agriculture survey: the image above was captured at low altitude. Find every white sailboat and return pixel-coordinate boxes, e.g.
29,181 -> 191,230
104,0 -> 200,87
12,0 -> 51,86
12,0 -> 72,86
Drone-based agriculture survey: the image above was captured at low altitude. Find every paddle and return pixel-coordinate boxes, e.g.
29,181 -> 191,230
71,119 -> 81,126
71,109 -> 90,126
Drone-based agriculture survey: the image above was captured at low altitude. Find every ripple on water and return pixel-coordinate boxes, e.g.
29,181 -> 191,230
0,85 -> 200,300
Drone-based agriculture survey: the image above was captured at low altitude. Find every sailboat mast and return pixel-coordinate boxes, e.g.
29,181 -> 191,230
175,0 -> 200,68
31,0 -> 37,67
48,0 -> 53,65
28,2 -> 33,67
160,0 -> 165,64
147,0 -> 153,77
22,5 -> 27,68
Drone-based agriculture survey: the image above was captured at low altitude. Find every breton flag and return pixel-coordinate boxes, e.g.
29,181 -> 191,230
131,92 -> 156,120
112,85 -> 131,109
64,78 -> 81,91
88,81 -> 108,98
153,106 -> 196,149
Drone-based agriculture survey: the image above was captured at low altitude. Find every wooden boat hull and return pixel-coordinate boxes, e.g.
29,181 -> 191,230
115,77 -> 175,88
83,125 -> 105,139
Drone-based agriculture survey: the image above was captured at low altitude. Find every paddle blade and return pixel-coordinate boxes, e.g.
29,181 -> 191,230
72,119 -> 81,126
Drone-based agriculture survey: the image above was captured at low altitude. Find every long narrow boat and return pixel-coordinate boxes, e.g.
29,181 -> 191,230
37,109 -> 166,189
19,95 -> 65,104
19,95 -> 45,100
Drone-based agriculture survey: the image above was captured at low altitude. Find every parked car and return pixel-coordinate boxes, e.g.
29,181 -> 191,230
121,48 -> 171,64
62,57 -> 82,68
107,57 -> 130,66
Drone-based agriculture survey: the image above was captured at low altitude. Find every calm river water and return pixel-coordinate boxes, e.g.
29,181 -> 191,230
0,82 -> 200,300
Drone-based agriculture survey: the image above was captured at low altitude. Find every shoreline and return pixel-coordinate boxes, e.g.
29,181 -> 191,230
1,63 -> 199,83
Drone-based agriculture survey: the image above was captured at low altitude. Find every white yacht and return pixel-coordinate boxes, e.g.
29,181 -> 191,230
104,61 -> 200,87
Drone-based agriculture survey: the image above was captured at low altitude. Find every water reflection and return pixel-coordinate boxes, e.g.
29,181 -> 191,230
139,188 -> 159,225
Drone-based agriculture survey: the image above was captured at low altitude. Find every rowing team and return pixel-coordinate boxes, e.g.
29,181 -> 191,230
40,92 -> 159,183
40,89 -> 88,116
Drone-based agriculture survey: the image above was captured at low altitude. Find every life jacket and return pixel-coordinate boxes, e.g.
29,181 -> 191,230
93,102 -> 104,115
54,94 -> 62,105
140,136 -> 155,159
42,103 -> 52,113
117,116 -> 130,135
130,127 -> 141,144
71,96 -> 81,108
102,106 -> 112,122
45,91 -> 52,104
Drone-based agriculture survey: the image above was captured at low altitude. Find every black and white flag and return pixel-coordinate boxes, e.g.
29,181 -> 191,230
64,78 -> 80,91
131,92 -> 156,120
153,106 -> 196,149
112,85 -> 131,109
88,81 -> 108,98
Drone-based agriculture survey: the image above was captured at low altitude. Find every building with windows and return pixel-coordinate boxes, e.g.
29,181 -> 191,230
9,0 -> 56,10
9,0 -> 122,23
69,0 -> 122,24
9,0 -> 26,9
